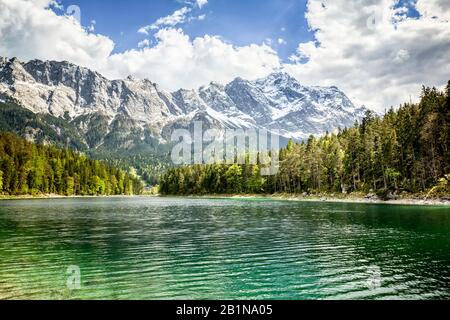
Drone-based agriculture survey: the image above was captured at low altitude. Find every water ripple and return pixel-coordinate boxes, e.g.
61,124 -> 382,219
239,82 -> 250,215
0,197 -> 449,300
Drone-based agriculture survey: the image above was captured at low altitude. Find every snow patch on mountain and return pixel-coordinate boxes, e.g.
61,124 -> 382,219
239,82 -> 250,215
0,56 -> 370,143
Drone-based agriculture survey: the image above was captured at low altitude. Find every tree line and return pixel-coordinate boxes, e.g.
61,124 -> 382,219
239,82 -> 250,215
160,82 -> 450,198
0,101 -> 171,186
0,132 -> 143,196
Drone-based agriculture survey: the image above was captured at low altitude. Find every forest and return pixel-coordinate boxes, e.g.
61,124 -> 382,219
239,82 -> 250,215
0,101 -> 170,186
159,82 -> 450,198
0,132 -> 143,196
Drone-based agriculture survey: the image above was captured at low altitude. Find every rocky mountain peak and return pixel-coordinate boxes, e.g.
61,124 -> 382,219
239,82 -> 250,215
0,57 -> 35,84
0,56 -> 369,143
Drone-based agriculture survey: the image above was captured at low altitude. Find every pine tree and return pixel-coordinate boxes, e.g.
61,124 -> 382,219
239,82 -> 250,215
225,164 -> 243,193
0,132 -> 143,196
159,83 -> 449,198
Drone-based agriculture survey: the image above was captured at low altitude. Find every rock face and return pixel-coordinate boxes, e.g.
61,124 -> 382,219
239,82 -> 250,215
0,56 -> 369,149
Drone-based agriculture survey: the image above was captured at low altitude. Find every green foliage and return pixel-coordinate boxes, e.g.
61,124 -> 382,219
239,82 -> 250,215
160,84 -> 450,197
0,101 -> 87,150
0,132 -> 143,196
0,101 -> 172,186
160,163 -> 263,195
428,174 -> 450,198
66,176 -> 75,196
225,164 -> 243,193
89,145 -> 172,186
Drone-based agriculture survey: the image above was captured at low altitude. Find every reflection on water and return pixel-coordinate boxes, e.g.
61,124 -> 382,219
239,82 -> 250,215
0,197 -> 449,300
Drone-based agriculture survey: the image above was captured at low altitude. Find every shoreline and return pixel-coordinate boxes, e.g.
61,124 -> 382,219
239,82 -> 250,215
0,194 -> 139,201
1,193 -> 449,206
165,193 -> 450,207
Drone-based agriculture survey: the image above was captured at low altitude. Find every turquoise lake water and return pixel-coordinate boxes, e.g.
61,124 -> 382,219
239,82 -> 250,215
0,197 -> 449,300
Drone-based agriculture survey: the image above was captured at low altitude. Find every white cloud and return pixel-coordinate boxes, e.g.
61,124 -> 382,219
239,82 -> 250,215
264,38 -> 273,46
1,0 -> 449,111
0,0 -> 280,91
0,0 -> 114,71
284,0 -> 450,111
137,39 -> 151,48
105,28 -> 280,90
196,0 -> 208,9
49,0 -> 63,10
393,49 -> 410,64
277,38 -> 287,45
138,2 -> 208,35
416,0 -> 450,20
138,7 -> 192,34
88,20 -> 96,32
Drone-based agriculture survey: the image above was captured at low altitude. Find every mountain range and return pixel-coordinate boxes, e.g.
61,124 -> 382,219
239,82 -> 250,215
0,56 -> 368,144
0,56 -> 370,183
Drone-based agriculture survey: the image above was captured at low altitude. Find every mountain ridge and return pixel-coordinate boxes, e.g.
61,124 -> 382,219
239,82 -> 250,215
0,56 -> 369,147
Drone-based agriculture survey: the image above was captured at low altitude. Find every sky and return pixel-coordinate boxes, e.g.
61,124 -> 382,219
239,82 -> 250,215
0,0 -> 449,112
60,0 -> 312,61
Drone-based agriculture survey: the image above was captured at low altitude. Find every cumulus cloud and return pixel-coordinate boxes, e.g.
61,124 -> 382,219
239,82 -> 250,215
416,0 -> 450,20
285,0 -> 450,111
0,0 -> 449,111
137,39 -> 151,49
0,0 -> 114,71
0,0 -> 279,91
105,28 -> 280,90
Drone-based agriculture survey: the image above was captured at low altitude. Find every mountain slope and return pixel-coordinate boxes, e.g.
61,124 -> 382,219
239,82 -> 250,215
0,56 -> 370,184
0,100 -> 171,185
0,131 -> 143,196
0,56 -> 369,143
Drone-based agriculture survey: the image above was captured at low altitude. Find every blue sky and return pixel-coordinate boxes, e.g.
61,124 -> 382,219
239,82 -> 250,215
56,0 -> 313,61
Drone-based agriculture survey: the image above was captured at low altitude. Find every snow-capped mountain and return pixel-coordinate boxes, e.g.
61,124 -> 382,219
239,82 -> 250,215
0,56 -> 368,148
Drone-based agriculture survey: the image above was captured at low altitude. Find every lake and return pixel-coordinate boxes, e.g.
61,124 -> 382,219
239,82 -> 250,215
0,197 -> 449,300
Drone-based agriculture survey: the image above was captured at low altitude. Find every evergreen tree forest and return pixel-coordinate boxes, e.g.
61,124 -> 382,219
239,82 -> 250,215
0,101 -> 172,186
0,132 -> 143,196
160,83 -> 450,198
